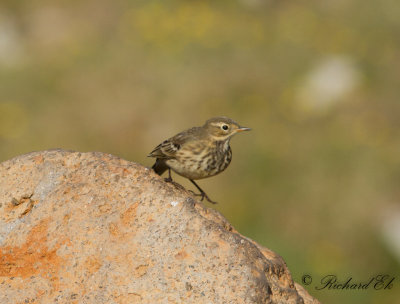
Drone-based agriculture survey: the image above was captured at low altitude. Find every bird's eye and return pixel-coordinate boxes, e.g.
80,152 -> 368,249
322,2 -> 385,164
222,124 -> 229,131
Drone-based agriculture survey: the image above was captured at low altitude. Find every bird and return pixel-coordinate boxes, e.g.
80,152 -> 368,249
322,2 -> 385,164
148,116 -> 251,204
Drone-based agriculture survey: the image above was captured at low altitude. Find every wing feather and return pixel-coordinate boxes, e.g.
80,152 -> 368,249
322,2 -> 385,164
148,127 -> 203,159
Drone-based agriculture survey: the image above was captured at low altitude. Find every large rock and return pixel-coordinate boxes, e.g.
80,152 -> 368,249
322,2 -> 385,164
0,150 -> 319,304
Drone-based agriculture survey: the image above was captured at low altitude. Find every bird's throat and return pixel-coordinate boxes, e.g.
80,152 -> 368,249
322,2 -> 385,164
215,139 -> 230,154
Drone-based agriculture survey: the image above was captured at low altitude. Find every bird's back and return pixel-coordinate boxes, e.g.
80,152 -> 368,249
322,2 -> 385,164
148,126 -> 205,159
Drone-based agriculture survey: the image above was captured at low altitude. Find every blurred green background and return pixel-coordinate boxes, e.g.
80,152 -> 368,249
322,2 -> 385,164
1,0 -> 399,303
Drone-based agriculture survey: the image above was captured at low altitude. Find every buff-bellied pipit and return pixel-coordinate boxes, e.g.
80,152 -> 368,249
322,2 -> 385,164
148,117 -> 251,204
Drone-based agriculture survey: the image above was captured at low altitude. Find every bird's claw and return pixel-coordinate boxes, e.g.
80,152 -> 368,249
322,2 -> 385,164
164,178 -> 186,190
188,190 -> 217,204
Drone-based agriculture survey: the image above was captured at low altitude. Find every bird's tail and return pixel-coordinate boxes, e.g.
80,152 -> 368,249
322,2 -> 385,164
152,159 -> 168,176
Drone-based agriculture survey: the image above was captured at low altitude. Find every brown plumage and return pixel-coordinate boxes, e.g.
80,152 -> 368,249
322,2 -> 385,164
148,116 -> 250,203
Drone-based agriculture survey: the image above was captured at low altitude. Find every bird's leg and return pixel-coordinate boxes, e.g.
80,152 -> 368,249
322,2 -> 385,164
164,168 -> 173,183
164,169 -> 185,190
189,180 -> 217,204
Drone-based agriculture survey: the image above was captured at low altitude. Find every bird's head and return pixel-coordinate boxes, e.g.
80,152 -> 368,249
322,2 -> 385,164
204,116 -> 251,140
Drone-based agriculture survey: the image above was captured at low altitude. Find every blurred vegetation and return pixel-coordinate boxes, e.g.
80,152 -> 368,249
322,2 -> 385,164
1,0 -> 399,303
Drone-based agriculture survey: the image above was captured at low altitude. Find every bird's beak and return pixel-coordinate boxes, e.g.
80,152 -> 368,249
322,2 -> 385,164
237,126 -> 251,132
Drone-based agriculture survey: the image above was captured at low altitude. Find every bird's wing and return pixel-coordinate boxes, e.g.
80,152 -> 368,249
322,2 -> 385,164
148,127 -> 201,159
148,140 -> 180,159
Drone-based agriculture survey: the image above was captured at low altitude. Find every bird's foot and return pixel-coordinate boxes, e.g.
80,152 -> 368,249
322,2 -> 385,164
188,190 -> 217,204
164,178 -> 186,191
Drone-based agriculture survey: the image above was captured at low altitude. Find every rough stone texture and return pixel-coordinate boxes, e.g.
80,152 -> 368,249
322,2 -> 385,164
0,150 -> 319,304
